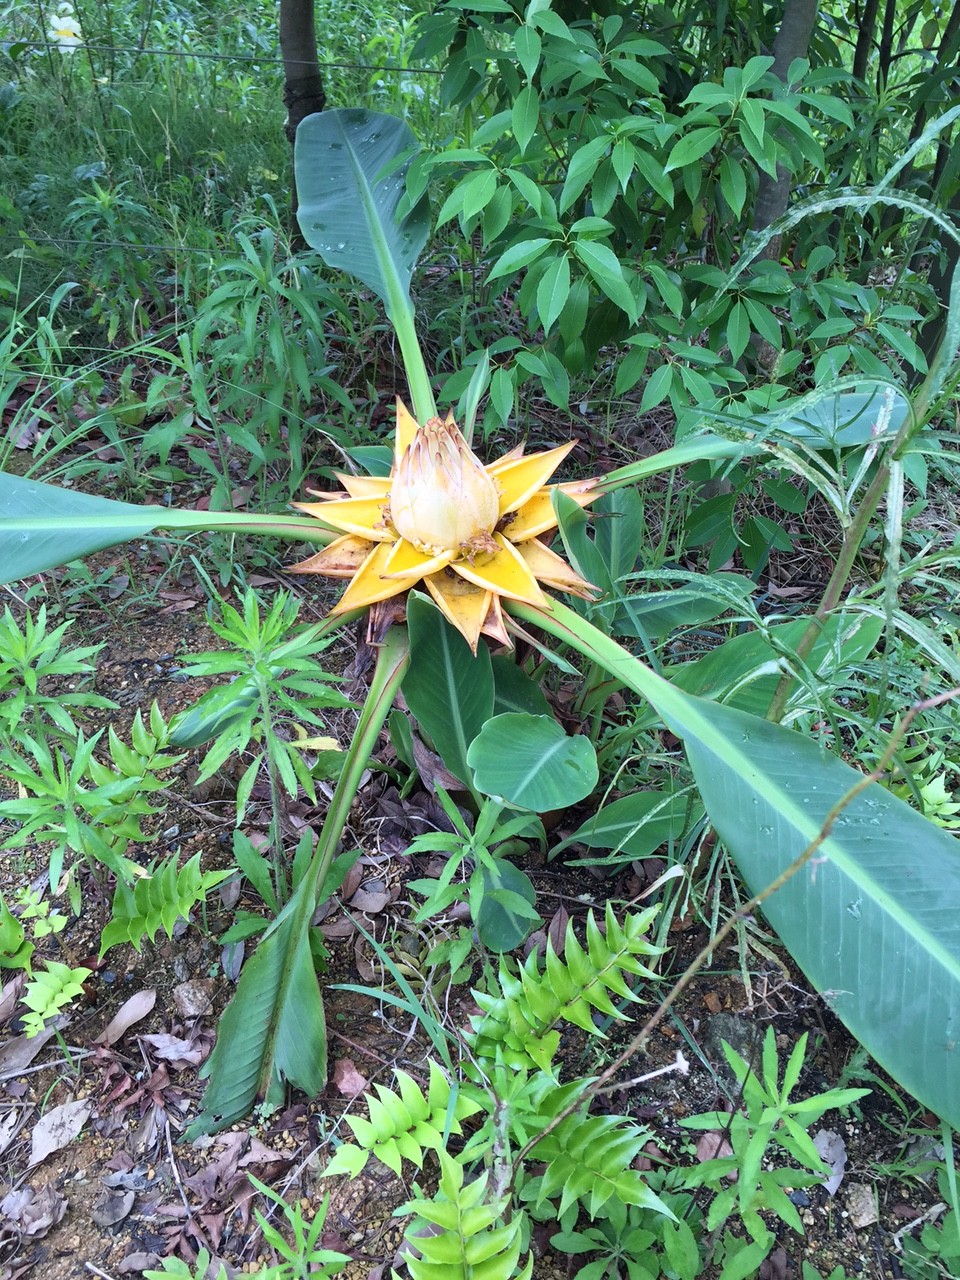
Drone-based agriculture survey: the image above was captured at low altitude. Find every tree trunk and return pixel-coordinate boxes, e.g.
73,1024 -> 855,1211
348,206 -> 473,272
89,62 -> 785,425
852,0 -> 881,83
876,0 -> 897,90
916,188 -> 960,379
750,0 -> 819,262
279,0 -> 326,244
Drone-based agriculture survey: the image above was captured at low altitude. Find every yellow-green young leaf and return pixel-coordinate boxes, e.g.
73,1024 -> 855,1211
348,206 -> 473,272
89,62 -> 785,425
323,1143 -> 368,1178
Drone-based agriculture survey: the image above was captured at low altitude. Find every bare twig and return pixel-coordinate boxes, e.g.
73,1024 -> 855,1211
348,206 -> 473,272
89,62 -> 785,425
165,1117 -> 193,1220
595,1051 -> 690,1096
84,1265 -> 121,1280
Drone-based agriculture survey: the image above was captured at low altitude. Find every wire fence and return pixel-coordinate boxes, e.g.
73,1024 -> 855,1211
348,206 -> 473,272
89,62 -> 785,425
7,39 -> 441,75
0,235 -> 244,253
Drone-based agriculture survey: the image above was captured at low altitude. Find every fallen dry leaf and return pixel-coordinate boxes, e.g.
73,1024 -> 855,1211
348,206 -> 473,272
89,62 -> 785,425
118,1253 -> 161,1274
547,905 -> 570,957
29,1098 -> 92,1167
347,878 -> 392,914
333,1058 -> 368,1097
759,1246 -> 789,1280
0,974 -> 26,1027
317,916 -> 357,941
0,1182 -> 67,1237
0,1109 -> 22,1159
91,1187 -> 135,1227
97,989 -> 157,1046
694,1131 -> 737,1180
0,1026 -> 57,1080
139,1033 -> 207,1069
813,1127 -> 849,1196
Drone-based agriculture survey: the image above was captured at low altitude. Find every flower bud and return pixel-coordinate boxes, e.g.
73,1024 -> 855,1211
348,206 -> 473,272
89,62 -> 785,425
390,417 -> 500,557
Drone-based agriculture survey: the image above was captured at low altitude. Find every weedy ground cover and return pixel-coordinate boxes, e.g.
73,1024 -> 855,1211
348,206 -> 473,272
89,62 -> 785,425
1,2 -> 960,1279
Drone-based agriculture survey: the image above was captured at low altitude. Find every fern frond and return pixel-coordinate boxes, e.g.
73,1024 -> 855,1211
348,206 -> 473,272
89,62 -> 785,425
469,904 -> 661,1073
527,1108 -> 675,1221
394,1152 -> 533,1280
100,853 -> 232,955
20,959 -> 92,1036
324,1062 -> 484,1179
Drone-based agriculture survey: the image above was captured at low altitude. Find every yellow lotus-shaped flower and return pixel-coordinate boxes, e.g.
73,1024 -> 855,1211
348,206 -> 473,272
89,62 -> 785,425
289,400 -> 600,652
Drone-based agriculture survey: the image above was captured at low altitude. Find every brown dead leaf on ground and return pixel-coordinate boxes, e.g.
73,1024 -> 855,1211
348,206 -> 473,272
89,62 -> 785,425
28,1098 -> 92,1167
0,977 -> 25,1027
333,1057 -> 369,1097
694,1130 -> 736,1179
0,1181 -> 67,1237
96,989 -> 157,1046
0,1027 -> 57,1080
813,1127 -> 849,1195
139,1030 -> 210,1070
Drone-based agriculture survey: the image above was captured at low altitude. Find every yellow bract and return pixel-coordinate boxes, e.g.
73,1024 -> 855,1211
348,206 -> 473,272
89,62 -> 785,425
290,400 -> 600,652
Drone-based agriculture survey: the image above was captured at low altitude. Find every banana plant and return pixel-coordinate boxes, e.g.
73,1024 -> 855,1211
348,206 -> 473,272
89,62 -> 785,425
1,110 -> 958,1134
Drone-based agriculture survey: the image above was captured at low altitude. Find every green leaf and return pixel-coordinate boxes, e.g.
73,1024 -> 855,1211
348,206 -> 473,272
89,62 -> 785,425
458,167 -> 499,223
667,613 -> 884,717
185,904 -> 327,1137
639,363 -> 674,412
491,654 -> 551,717
682,702 -> 960,1130
573,239 -> 637,320
609,574 -> 756,641
761,385 -> 912,447
476,858 -> 539,950
664,126 -> 722,172
186,629 -> 410,1136
295,109 -> 428,319
726,300 -> 750,362
403,595 -> 493,788
0,474 -> 164,584
514,25 -> 542,80
511,600 -> 960,1132
0,473 -> 328,586
512,84 -> 540,156
467,713 -> 598,812
488,236 -> 554,281
168,677 -> 260,749
555,790 -> 694,862
719,154 -> 747,216
536,253 -> 571,335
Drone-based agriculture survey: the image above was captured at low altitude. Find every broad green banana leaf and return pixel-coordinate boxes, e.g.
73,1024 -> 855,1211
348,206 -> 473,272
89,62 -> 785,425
294,107 -> 434,420
0,472 -> 332,585
186,905 -> 326,1137
516,599 -> 960,1130
295,108 -> 429,323
682,700 -> 960,1129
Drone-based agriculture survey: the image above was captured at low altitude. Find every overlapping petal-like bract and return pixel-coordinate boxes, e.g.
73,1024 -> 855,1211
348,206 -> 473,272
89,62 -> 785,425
290,400 -> 600,651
